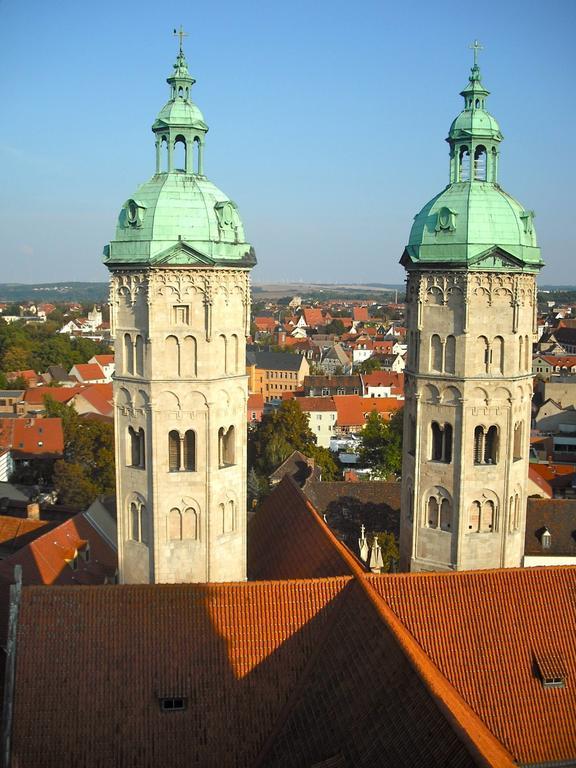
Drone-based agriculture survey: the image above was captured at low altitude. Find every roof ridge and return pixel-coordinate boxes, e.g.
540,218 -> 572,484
359,574 -> 517,767
283,480 -> 517,765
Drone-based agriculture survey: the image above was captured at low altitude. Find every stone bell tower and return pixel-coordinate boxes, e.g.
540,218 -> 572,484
399,44 -> 543,572
104,36 -> 256,584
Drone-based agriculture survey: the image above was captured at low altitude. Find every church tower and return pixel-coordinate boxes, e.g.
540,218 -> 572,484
104,37 -> 256,584
399,45 -> 543,572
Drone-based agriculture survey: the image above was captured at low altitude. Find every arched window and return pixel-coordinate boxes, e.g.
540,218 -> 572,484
168,508 -> 182,541
230,334 -> 239,373
130,502 -> 139,540
493,336 -> 504,374
124,333 -> 134,375
459,146 -> 470,181
174,135 -> 186,171
427,497 -> 439,528
219,503 -> 226,534
166,335 -> 180,377
135,335 -> 144,376
469,501 -> 481,532
474,426 -> 484,464
128,427 -> 145,468
183,430 -> 196,471
440,499 -> 451,531
444,424 -> 453,463
524,334 -> 530,371
478,336 -> 489,374
139,504 -> 148,545
169,430 -> 181,472
430,334 -> 443,372
474,145 -> 487,180
161,135 -> 168,172
518,335 -> 524,371
445,335 -> 456,374
182,335 -> 197,377
182,507 -> 198,540
510,493 -> 520,532
481,500 -> 495,532
474,425 -> 498,464
219,334 -> 228,374
513,422 -> 523,460
219,426 -> 235,467
408,414 -> 416,456
431,422 -> 443,461
485,426 -> 498,463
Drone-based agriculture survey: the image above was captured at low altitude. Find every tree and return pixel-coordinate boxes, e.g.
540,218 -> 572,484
306,444 -> 339,481
324,319 -> 345,336
372,531 -> 399,572
44,397 -> 115,508
358,409 -> 403,480
356,356 -> 382,374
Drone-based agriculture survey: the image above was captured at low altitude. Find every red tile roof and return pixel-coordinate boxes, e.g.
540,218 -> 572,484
91,354 -> 115,365
71,363 -> 106,382
332,394 -> 401,427
0,511 -> 116,586
352,306 -> 369,322
302,307 -> 327,327
73,382 -> 113,416
0,418 -> 64,458
0,515 -> 54,555
370,567 -> 576,766
23,385 -> 82,406
362,370 -> 404,389
292,396 -> 337,412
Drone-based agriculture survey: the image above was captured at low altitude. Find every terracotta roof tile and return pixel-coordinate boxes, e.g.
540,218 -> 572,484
0,515 -> 54,556
248,478 -> 357,580
525,498 -> 576,555
0,418 -> 64,458
23,385 -> 82,406
11,578 -> 350,768
333,394 -> 402,427
368,567 -> 576,765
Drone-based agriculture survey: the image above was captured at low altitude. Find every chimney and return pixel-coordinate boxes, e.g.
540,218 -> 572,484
26,503 -> 40,520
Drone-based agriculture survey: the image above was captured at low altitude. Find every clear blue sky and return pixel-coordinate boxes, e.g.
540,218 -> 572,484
0,0 -> 574,285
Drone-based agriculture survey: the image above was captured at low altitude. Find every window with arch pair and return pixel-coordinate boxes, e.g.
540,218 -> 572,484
128,426 -> 145,468
430,422 -> 452,463
124,333 -> 144,376
219,500 -> 235,534
509,492 -> 521,532
129,501 -> 148,544
425,496 -> 452,531
167,507 -> 198,541
477,336 -> 504,375
468,499 -> 496,532
430,334 -> 455,374
458,145 -> 487,181
474,425 -> 498,465
168,430 -> 196,472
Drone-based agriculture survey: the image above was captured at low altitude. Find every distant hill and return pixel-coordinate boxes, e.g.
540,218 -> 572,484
0,283 -> 109,303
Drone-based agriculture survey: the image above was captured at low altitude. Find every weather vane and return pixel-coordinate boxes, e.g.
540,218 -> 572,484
174,26 -> 188,54
469,39 -> 483,67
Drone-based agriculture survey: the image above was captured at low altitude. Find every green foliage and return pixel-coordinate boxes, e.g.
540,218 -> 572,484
324,319 -> 345,336
358,409 -> 403,480
372,531 -> 399,572
355,357 -> 382,374
249,400 -> 341,481
44,397 -> 115,509
0,318 -> 110,375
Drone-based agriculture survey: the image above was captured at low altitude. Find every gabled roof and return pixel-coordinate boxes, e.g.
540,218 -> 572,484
293,397 -> 337,413
0,515 -> 54,557
91,354 -> 115,366
0,418 -> 64,458
70,362 -> 106,381
0,510 -> 117,586
73,383 -> 114,416
23,386 -> 82,406
332,395 -> 401,427
247,350 -> 306,372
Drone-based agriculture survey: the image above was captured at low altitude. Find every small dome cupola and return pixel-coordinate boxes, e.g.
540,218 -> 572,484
152,27 -> 209,176
447,41 -> 503,184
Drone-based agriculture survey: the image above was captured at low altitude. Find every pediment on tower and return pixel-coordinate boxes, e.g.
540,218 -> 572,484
150,241 -> 216,266
468,246 -> 524,271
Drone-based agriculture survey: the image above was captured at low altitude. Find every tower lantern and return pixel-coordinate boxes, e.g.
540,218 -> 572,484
399,45 -> 543,572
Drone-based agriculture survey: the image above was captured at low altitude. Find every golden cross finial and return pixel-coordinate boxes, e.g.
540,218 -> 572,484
173,26 -> 188,54
469,39 -> 483,67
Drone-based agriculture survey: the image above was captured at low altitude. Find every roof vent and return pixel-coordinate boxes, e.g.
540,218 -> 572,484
534,650 -> 566,689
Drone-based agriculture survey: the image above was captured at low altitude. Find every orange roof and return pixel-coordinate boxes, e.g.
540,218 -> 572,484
302,307 -> 326,327
0,511 -> 116,586
74,382 -> 113,416
529,462 -> 575,484
0,418 -> 64,457
536,355 -> 576,367
352,306 -> 369,322
371,568 -> 576,765
71,363 -> 105,381
0,515 -> 54,555
23,385 -> 82,406
254,316 -> 277,331
293,396 -> 337,413
363,371 -> 404,388
333,395 -> 402,427
92,354 -> 115,365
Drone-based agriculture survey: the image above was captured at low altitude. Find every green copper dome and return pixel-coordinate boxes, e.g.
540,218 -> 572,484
402,48 -> 543,274
104,41 -> 255,269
